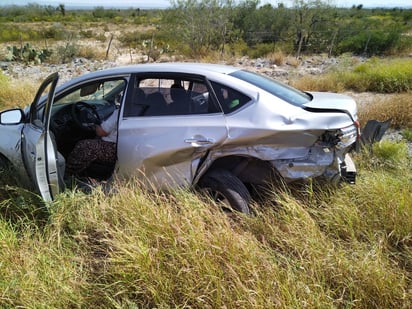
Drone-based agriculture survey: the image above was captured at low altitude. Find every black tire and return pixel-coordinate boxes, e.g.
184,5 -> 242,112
0,155 -> 17,186
198,169 -> 251,214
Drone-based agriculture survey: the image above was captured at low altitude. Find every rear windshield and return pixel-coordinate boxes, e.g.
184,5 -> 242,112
230,70 -> 311,106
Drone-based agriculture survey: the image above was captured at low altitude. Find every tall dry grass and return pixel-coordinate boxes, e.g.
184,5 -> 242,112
1,139 -> 411,308
0,73 -> 37,109
357,93 -> 412,129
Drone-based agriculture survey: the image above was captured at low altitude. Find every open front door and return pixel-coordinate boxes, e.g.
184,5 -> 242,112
21,72 -> 62,201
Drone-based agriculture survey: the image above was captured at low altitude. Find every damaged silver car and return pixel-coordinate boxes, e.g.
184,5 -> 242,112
0,63 -> 360,213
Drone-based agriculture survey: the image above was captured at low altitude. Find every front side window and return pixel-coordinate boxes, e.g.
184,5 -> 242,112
55,79 -> 126,107
123,75 -> 221,117
52,78 -> 126,125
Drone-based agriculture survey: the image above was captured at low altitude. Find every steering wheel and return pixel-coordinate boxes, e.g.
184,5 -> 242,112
71,101 -> 101,133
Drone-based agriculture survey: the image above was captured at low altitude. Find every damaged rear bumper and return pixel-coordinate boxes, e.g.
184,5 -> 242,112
270,147 -> 356,184
341,153 -> 356,184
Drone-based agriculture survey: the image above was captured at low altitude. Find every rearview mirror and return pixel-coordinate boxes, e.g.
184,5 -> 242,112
80,83 -> 99,97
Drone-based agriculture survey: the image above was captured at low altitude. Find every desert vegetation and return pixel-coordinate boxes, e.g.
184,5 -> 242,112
0,0 -> 411,63
0,0 -> 412,308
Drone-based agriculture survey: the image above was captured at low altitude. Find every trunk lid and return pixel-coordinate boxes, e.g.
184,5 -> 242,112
303,92 -> 358,119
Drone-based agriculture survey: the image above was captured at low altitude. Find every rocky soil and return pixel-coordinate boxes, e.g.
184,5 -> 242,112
0,53 -> 355,84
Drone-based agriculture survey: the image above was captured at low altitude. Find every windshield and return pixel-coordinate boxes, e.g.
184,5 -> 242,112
230,70 -> 311,106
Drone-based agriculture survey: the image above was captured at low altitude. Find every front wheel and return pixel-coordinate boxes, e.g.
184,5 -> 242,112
197,169 -> 251,214
0,155 -> 18,186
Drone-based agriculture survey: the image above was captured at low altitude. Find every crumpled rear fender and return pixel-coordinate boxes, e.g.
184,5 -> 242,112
271,146 -> 339,181
194,143 -> 348,185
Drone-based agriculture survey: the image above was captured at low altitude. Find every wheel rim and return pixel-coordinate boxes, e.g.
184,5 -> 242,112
200,187 -> 232,211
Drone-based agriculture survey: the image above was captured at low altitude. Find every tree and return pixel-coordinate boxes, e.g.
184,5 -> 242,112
58,4 -> 65,17
231,0 -> 259,44
291,0 -> 335,57
166,0 -> 235,57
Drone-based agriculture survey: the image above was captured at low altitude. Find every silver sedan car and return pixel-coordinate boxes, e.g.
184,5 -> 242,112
0,63 -> 360,213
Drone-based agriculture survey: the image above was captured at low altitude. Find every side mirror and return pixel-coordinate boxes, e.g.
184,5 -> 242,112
0,109 -> 24,125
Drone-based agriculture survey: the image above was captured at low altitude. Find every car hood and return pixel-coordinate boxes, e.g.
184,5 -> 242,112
303,92 -> 357,119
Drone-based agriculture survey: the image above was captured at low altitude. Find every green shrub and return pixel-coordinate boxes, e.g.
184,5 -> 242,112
372,140 -> 409,167
357,139 -> 409,171
351,58 -> 412,92
54,42 -> 80,63
118,30 -> 139,48
118,30 -> 156,48
337,29 -> 402,56
95,33 -> 106,42
292,58 -> 412,94
41,24 -> 67,40
79,29 -> 94,39
0,23 -> 70,43
402,128 -> 412,142
247,43 -> 277,59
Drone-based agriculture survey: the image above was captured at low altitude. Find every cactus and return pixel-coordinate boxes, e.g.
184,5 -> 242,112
5,43 -> 52,64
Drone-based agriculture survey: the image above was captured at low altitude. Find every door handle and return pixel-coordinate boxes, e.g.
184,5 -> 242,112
184,137 -> 215,147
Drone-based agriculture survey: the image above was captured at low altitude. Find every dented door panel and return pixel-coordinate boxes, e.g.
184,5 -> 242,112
117,113 -> 228,189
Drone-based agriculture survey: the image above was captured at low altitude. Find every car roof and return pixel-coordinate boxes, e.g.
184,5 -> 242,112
53,62 -> 242,95
58,62 -> 240,88
115,62 -> 240,75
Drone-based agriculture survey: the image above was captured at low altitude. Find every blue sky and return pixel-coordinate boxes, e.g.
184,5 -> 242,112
1,0 -> 410,9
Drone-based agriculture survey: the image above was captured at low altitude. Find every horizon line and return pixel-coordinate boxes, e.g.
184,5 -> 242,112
0,3 -> 411,10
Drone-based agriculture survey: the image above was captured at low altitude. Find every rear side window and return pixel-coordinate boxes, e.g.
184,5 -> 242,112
124,76 -> 221,117
230,69 -> 311,106
210,81 -> 252,114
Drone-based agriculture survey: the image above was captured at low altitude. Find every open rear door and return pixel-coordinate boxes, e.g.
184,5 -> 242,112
21,72 -> 62,201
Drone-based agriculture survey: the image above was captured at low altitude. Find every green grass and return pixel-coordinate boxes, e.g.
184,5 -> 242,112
402,128 -> 412,142
0,141 -> 411,308
292,57 -> 412,93
348,57 -> 412,93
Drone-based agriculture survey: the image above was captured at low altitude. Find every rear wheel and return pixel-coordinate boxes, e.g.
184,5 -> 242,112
198,169 -> 251,214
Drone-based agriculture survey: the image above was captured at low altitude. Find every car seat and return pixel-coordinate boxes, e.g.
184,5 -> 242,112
169,84 -> 190,115
124,88 -> 147,116
145,92 -> 168,116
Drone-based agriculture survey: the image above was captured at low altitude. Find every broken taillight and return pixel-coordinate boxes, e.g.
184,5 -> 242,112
354,120 -> 361,140
337,124 -> 359,149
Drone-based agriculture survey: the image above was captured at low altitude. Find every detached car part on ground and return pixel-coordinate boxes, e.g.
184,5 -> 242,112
0,63 -> 360,214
